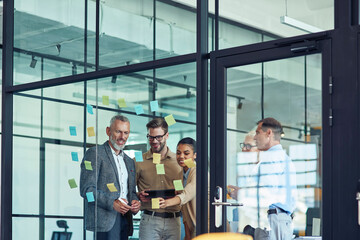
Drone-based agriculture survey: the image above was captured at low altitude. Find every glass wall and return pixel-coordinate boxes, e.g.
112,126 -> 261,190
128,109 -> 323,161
13,0 -> 197,84
226,54 -> 322,237
11,62 -> 196,239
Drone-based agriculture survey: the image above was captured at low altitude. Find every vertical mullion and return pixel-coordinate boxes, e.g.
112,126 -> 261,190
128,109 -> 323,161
196,0 -> 208,235
1,0 -> 14,239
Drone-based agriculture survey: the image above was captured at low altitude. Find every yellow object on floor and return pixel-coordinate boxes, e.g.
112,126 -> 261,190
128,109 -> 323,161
193,232 -> 253,240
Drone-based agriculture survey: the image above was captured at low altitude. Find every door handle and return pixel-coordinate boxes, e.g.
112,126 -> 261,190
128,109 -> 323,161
214,186 -> 222,228
212,202 -> 243,206
357,179 -> 360,225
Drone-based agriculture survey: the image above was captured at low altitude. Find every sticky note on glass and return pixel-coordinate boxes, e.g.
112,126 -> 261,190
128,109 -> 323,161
173,180 -> 184,191
156,164 -> 165,175
87,104 -> 94,114
102,95 -> 109,105
86,192 -> 95,202
153,153 -> 161,164
118,98 -> 127,108
68,178 -> 77,189
84,160 -> 93,170
71,152 -> 79,162
134,104 -> 144,115
152,198 -> 160,209
87,127 -> 95,137
135,151 -> 143,162
184,158 -> 196,168
150,100 -> 159,112
69,126 -> 77,136
107,183 -> 118,192
164,114 -> 176,126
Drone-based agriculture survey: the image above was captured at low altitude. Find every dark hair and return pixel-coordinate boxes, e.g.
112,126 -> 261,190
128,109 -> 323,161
177,137 -> 197,152
146,118 -> 168,133
257,117 -> 282,141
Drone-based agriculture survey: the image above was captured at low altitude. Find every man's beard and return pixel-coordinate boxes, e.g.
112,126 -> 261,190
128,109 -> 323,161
110,137 -> 125,151
152,141 -> 165,153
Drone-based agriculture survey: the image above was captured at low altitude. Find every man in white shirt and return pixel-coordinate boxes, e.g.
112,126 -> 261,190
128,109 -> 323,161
80,115 -> 140,239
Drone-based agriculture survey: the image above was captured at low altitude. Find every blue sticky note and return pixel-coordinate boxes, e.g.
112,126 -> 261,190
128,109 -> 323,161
135,151 -> 143,162
87,104 -> 94,115
150,100 -> 159,112
71,152 -> 79,162
86,192 -> 95,202
69,126 -> 77,136
134,104 -> 144,115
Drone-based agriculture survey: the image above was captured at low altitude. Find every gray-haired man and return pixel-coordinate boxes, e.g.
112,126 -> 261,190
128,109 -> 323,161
80,115 -> 140,239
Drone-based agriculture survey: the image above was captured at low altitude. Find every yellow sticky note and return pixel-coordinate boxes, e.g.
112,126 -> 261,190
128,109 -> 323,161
153,153 -> 161,164
156,164 -> 165,175
102,95 -> 109,105
84,160 -> 93,171
87,127 -> 95,137
173,179 -> 184,191
184,158 -> 196,168
118,98 -> 127,108
152,198 -> 160,209
107,183 -> 118,192
164,114 -> 176,126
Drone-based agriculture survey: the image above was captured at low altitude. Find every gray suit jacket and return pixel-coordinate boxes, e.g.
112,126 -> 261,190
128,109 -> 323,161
80,141 -> 138,233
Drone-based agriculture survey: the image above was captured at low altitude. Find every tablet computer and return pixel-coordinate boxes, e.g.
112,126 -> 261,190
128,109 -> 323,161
145,189 -> 176,199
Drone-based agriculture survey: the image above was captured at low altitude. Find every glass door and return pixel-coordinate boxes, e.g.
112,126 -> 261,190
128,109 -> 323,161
209,37 -> 331,239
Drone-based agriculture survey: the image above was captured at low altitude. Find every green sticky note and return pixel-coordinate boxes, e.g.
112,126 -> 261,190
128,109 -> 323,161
102,95 -> 109,106
164,114 -> 176,126
156,164 -> 165,175
173,179 -> 184,191
84,160 -> 93,171
68,178 -> 77,189
118,98 -> 127,108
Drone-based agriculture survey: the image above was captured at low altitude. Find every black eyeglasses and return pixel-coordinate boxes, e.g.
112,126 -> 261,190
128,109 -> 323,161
240,143 -> 256,150
147,133 -> 167,141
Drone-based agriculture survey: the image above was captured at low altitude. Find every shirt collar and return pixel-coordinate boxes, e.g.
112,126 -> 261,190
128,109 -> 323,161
144,147 -> 174,160
267,144 -> 283,151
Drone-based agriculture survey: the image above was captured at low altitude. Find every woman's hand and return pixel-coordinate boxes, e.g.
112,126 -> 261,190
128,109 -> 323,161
159,198 -> 168,208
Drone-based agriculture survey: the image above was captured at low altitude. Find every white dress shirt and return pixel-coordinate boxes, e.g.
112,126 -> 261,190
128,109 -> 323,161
110,147 -> 129,201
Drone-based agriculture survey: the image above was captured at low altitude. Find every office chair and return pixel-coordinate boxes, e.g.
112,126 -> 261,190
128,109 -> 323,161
51,220 -> 72,240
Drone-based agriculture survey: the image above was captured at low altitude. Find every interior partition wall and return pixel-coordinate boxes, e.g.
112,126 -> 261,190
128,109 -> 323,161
2,0 -> 360,240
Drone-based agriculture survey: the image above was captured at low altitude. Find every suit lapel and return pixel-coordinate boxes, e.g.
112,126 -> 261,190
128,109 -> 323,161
123,154 -> 133,185
103,141 -> 120,184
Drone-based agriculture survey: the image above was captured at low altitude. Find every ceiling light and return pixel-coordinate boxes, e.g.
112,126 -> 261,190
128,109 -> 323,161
111,75 -> 117,84
280,16 -> 324,33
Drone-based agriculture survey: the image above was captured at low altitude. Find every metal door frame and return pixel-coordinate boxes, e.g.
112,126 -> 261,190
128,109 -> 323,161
209,33 -> 332,236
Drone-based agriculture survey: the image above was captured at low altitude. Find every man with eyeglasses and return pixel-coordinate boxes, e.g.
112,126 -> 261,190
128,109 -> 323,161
135,118 -> 182,240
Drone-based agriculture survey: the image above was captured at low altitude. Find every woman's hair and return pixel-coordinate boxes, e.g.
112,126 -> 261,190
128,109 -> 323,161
177,137 -> 196,152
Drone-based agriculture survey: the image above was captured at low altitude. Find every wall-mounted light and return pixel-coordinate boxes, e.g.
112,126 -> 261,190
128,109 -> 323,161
30,56 -> 37,68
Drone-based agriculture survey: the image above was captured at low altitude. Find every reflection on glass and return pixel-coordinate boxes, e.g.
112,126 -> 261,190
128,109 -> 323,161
14,0 -> 90,83
226,55 -> 322,237
219,0 -> 334,49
